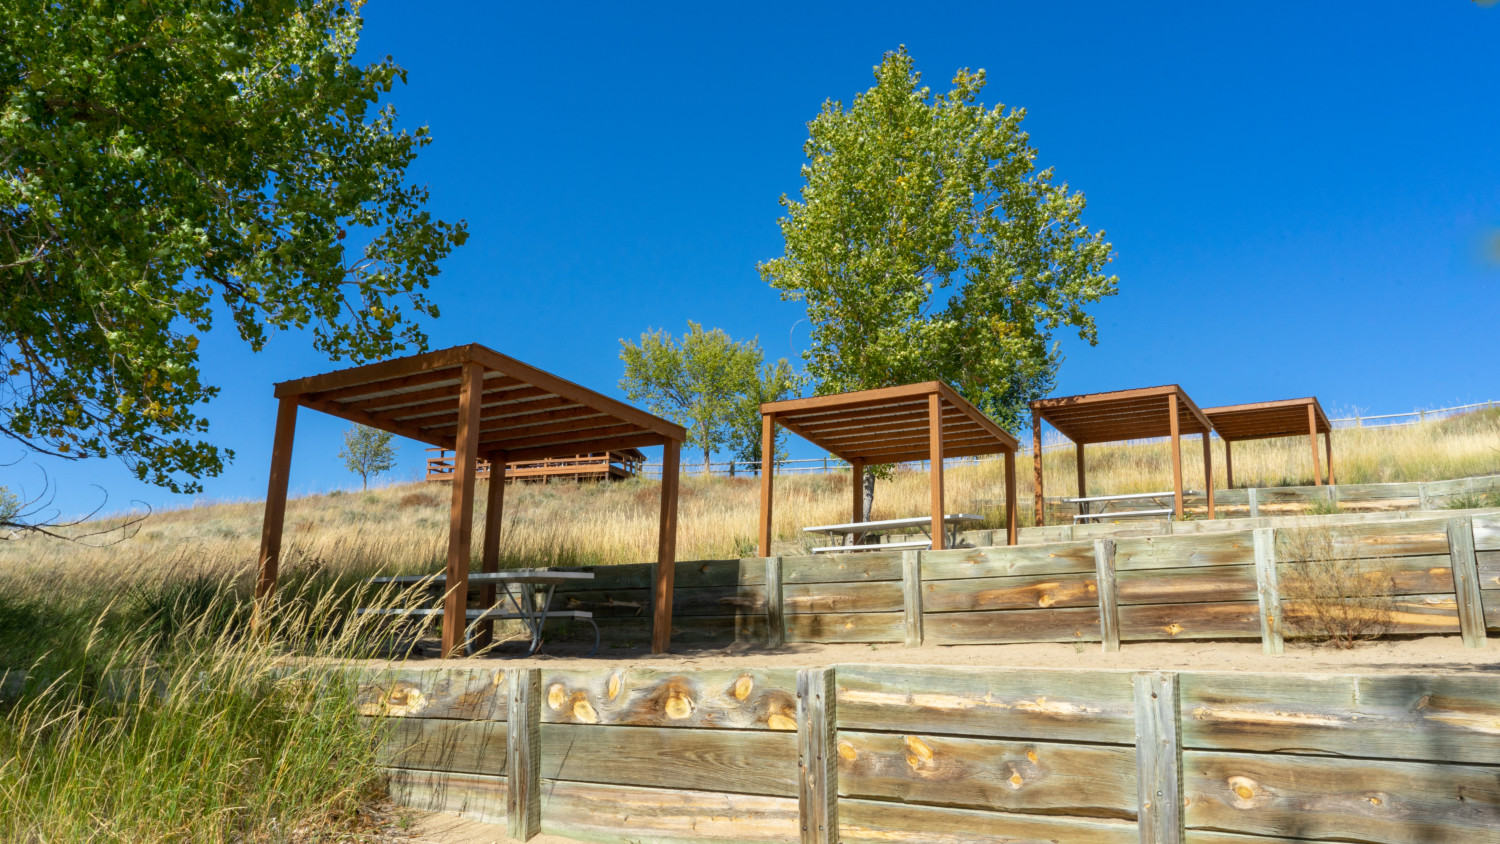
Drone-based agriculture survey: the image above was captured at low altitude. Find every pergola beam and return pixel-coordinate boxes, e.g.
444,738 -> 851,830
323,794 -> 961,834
442,361 -> 484,658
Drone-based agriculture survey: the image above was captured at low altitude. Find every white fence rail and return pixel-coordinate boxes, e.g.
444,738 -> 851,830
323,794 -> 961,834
639,400 -> 1498,480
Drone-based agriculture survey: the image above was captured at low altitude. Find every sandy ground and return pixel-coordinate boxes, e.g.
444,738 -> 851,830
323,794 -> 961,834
407,813 -> 592,844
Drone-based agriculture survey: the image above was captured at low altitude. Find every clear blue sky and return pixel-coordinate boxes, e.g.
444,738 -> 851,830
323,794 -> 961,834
13,1 -> 1500,518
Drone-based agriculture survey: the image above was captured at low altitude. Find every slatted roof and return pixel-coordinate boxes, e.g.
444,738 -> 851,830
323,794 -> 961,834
273,343 -> 685,461
762,382 -> 1019,463
1031,384 -> 1213,445
1203,398 -> 1331,442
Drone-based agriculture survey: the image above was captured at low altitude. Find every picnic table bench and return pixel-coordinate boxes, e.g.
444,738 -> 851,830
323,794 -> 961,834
358,569 -> 598,656
802,514 -> 984,553
1063,491 -> 1182,523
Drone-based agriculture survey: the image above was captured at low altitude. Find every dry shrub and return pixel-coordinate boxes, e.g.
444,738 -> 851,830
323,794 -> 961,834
1278,526 -> 1395,648
397,490 -> 443,509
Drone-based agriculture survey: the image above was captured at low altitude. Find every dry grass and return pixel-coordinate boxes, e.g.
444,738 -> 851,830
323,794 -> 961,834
1277,526 -> 1396,648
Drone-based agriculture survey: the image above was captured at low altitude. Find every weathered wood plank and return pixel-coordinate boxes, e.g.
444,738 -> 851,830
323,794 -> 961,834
922,572 -> 1099,613
1479,549 -> 1500,588
538,780 -> 800,844
385,768 -> 506,826
368,716 -> 507,776
1115,532 -> 1255,571
580,558 -> 764,589
765,556 -> 785,647
785,611 -> 903,644
836,665 -> 1137,745
837,730 -> 1137,818
1179,672 -> 1500,765
781,552 -> 904,584
1448,516 -> 1488,648
1273,556 -> 1457,598
1183,750 -> 1500,844
1095,539 -> 1120,652
541,723 -> 799,797
1280,593 -> 1461,637
925,606 -> 1103,645
1135,672 -> 1183,844
902,550 -> 923,647
554,584 -> 766,618
1252,528 -> 1283,655
1116,566 -> 1258,606
921,541 -> 1098,581
507,668 -> 541,841
1279,518 -> 1451,559
353,667 -> 508,720
1118,602 -> 1261,641
592,612 -> 768,645
781,580 -> 904,615
798,667 -> 837,844
1475,513 -> 1500,551
539,668 -> 799,730
840,799 -> 1137,844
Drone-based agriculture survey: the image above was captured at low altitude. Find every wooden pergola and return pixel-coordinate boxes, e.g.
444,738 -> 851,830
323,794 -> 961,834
1204,397 -> 1334,488
758,382 -> 1021,555
253,344 -> 687,655
1031,384 -> 1217,524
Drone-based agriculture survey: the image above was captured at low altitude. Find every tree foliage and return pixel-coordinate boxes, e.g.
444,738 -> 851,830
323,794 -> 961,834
338,425 -> 396,490
619,323 -> 799,471
0,0 -> 467,493
758,47 -> 1116,431
730,358 -> 802,467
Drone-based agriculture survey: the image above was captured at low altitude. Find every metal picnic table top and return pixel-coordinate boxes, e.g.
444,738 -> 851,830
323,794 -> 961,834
367,569 -> 594,586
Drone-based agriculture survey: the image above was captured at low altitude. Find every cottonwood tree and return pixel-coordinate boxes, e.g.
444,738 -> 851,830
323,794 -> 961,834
339,425 -> 397,490
0,0 -> 467,494
759,47 -> 1116,515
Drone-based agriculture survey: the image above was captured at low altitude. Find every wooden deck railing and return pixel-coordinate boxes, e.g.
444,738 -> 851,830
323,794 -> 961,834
425,449 -> 643,483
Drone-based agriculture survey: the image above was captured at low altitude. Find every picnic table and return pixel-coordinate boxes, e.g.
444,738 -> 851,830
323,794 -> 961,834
360,569 -> 598,656
802,514 -> 984,553
1063,491 -> 1180,523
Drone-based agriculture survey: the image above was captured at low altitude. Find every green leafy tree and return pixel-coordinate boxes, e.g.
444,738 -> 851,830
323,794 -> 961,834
729,358 -> 803,471
339,425 -> 397,490
620,323 -> 765,472
0,0 -> 467,493
759,47 -> 1116,514
0,484 -> 17,526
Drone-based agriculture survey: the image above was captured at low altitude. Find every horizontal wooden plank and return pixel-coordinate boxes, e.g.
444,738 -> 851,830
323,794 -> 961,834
554,584 -> 766,618
783,580 -> 904,614
592,613 -> 766,646
1479,549 -> 1500,588
1272,554 -> 1455,598
924,606 -> 1102,645
539,780 -> 800,843
1278,519 -> 1451,560
539,668 -> 799,730
1115,532 -> 1255,570
1116,565 -> 1257,606
840,798 -> 1137,844
1118,601 -> 1261,641
837,730 -> 1137,818
923,573 -> 1099,613
1184,749 -> 1500,844
1485,590 -> 1500,631
369,717 -> 507,776
1180,672 -> 1500,765
836,665 -> 1137,744
781,551 -> 904,583
541,723 -> 798,797
1475,514 -> 1500,551
353,667 -> 508,720
786,611 -> 904,644
569,558 -> 762,590
384,768 -> 506,825
1281,594 -> 1461,637
922,542 -> 1098,581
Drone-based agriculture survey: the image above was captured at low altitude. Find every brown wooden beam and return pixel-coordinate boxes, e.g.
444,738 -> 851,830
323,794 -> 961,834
1203,432 -> 1215,519
304,367 -> 461,405
407,387 -> 558,427
254,397 -> 298,617
275,345 -> 471,398
929,393 -> 945,552
1075,442 -> 1087,500
765,382 -> 941,415
442,361 -> 484,658
936,382 -> 1020,450
473,454 -> 507,650
503,433 -> 672,463
1225,439 -> 1235,489
1168,392 -> 1184,518
652,439 -> 681,654
758,414 -> 775,557
475,406 -> 600,437
1309,403 -> 1323,487
1326,431 -> 1335,486
341,375 -> 523,414
850,459 -> 865,545
1032,408 -> 1045,527
1004,449 -> 1018,545
477,413 -> 617,445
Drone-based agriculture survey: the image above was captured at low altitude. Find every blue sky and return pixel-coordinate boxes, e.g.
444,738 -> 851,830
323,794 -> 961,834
11,1 -> 1499,518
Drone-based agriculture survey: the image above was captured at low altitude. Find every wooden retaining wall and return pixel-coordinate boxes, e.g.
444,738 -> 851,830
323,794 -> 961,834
359,665 -> 1500,843
547,512 -> 1500,652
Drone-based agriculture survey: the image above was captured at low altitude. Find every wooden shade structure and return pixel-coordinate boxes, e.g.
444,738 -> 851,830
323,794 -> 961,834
1204,398 -> 1333,488
1031,385 -> 1216,523
253,344 -> 687,655
758,382 -> 1020,555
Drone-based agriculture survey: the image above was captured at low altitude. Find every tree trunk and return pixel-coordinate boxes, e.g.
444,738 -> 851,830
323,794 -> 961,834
862,471 -> 876,521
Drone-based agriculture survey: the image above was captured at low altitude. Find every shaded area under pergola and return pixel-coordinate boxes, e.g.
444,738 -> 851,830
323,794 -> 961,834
1031,384 -> 1216,523
758,382 -> 1020,554
253,343 -> 686,655
1204,397 -> 1333,488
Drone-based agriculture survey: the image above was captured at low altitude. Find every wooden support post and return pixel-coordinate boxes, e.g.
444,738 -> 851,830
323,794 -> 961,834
507,667 -> 541,841
1325,431 -> 1335,485
901,550 -> 923,648
1224,439 -> 1234,489
1252,528 -> 1283,655
1032,409 -> 1045,527
1167,394 -> 1184,518
442,361 -> 484,659
1075,442 -> 1087,502
472,457 -> 507,651
1004,449 -> 1018,546
1448,516 -> 1488,649
1134,671 -> 1183,844
254,397 -> 299,610
1202,432 -> 1215,520
652,439 -> 681,655
765,556 -> 785,648
796,667 -> 837,844
758,415 -> 775,557
1308,404 -> 1323,486
850,459 -> 865,545
1247,487 -> 1260,518
1419,482 -> 1431,511
929,393 -> 945,551
1094,539 -> 1119,653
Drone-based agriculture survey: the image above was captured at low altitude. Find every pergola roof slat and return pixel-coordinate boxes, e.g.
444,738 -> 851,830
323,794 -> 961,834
1204,397 -> 1331,440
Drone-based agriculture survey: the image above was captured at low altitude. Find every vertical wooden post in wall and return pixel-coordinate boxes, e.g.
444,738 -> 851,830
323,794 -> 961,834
1134,671 -> 1184,844
1308,404 -> 1323,486
1167,394 -> 1184,518
1202,432 -> 1215,519
765,556 -> 785,648
1252,528 -> 1284,654
1224,440 -> 1235,489
850,459 -> 865,545
758,414 -> 775,557
652,439 -> 681,655
796,668 -> 838,844
253,397 -> 298,628
1447,516 -> 1487,649
1004,449 -> 1018,545
1032,408 -> 1045,527
473,456 -> 506,650
442,361 -> 484,659
1094,539 -> 1119,652
507,667 -> 542,842
928,392 -> 945,551
901,550 -> 923,648
1325,431 -> 1335,486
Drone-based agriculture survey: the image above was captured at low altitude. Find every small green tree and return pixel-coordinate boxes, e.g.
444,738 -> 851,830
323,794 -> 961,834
0,485 -> 18,526
339,426 -> 397,490
619,323 -> 764,471
730,358 -> 804,471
